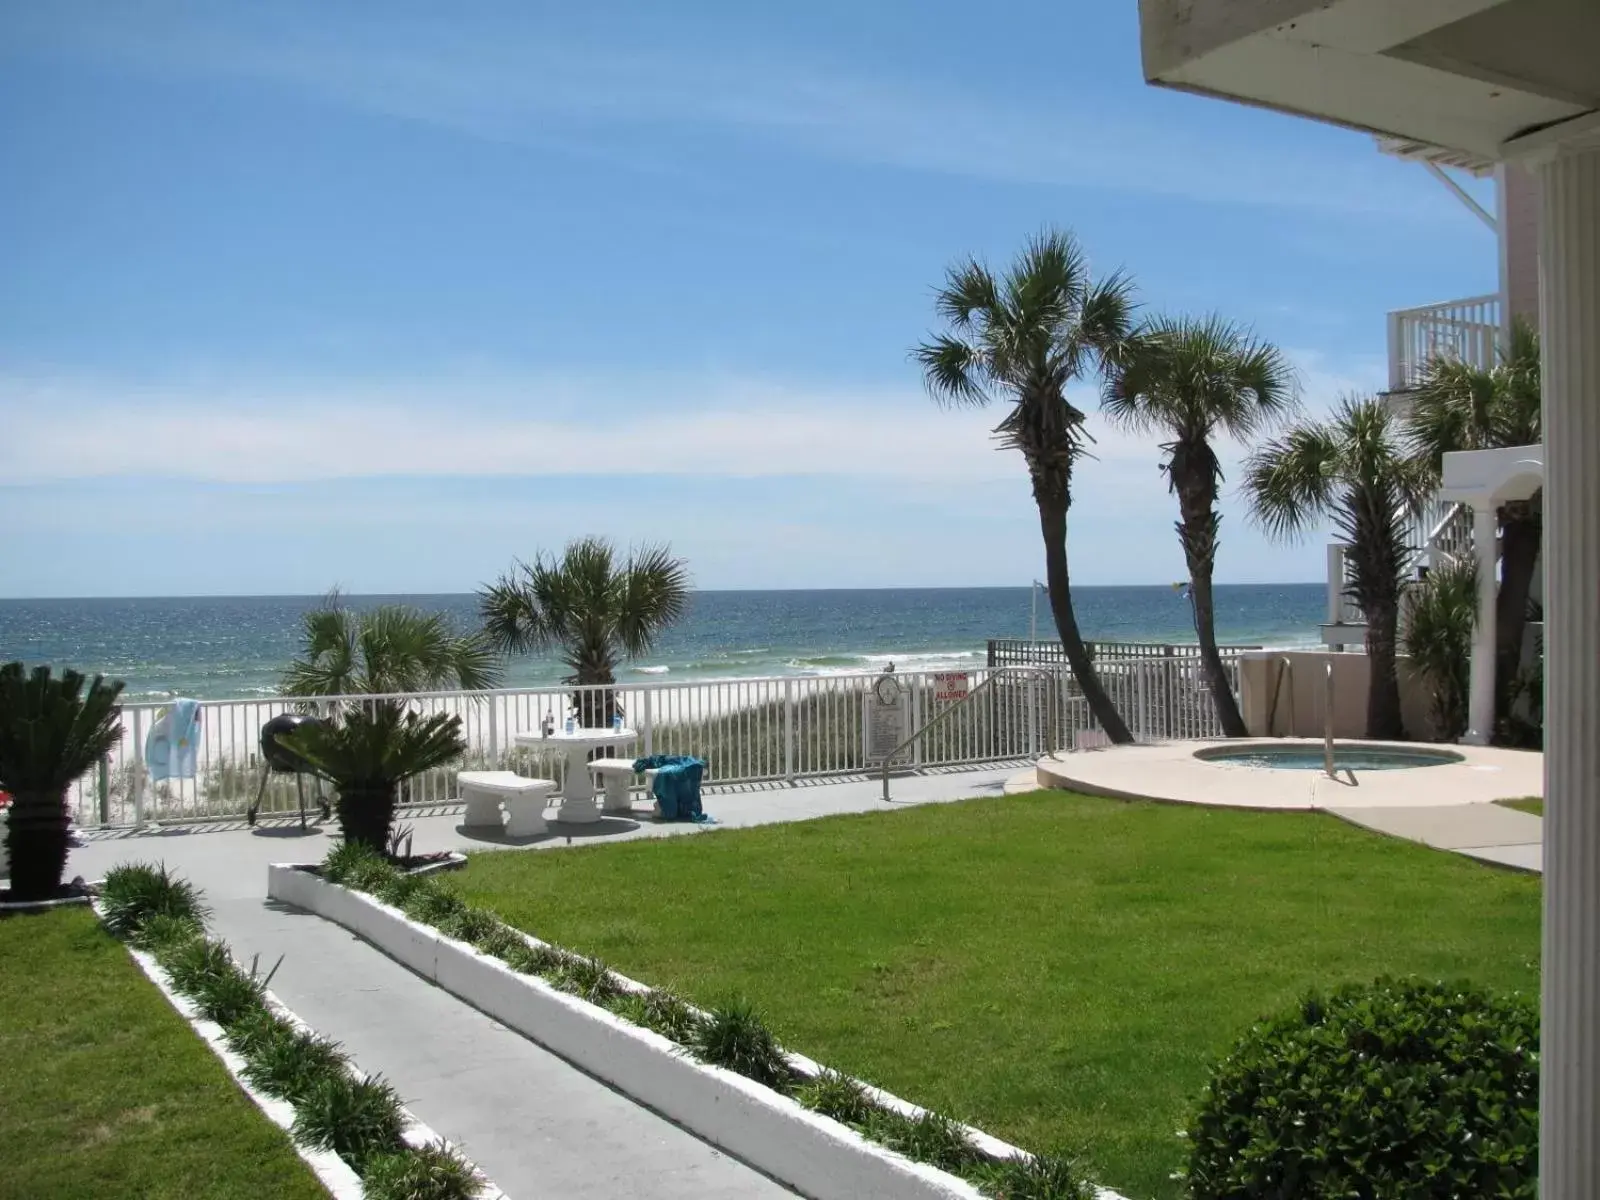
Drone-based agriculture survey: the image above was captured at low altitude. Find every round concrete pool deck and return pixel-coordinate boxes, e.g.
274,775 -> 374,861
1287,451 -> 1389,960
1036,738 -> 1542,811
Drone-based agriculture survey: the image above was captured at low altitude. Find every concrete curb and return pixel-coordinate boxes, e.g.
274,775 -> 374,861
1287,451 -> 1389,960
269,863 -> 1062,1200
102,900 -> 507,1200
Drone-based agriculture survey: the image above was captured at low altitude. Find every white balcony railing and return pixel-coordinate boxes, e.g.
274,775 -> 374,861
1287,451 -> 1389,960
1387,294 -> 1500,391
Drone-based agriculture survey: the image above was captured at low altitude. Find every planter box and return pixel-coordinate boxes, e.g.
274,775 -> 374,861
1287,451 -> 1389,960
268,864 -> 1068,1200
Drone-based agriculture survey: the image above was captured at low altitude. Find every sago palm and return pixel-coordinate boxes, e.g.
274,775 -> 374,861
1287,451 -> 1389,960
1405,316 -> 1540,724
281,706 -> 466,852
1104,315 -> 1297,737
1245,398 -> 1431,740
283,593 -> 503,702
478,538 -> 690,726
0,663 -> 124,900
914,228 -> 1137,743
1401,555 -> 1479,741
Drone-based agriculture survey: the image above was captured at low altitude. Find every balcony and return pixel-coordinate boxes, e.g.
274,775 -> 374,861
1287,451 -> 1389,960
1386,294 -> 1500,392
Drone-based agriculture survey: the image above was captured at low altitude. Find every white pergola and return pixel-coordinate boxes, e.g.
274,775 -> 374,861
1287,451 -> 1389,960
1137,2 -> 1598,1196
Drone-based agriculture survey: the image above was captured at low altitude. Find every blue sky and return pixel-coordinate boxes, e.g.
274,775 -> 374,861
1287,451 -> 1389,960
0,1 -> 1496,597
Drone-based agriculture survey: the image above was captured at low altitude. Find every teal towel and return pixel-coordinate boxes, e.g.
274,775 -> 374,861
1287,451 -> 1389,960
146,698 -> 202,782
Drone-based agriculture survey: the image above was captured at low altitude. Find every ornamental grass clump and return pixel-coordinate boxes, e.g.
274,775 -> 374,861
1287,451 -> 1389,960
796,1069 -> 877,1127
555,954 -> 621,1005
361,1141 -> 481,1200
242,1025 -> 352,1106
1184,977 -> 1538,1199
689,997 -> 793,1092
98,861 -> 210,940
863,1107 -> 981,1176
291,1073 -> 409,1173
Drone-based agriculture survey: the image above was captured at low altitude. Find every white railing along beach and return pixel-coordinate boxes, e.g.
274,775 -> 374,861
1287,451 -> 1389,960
69,654 -> 1242,827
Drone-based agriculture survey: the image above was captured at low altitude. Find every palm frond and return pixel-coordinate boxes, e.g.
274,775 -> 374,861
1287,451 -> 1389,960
933,258 -> 998,329
285,596 -> 502,697
1243,423 -> 1340,541
281,707 -> 465,788
0,663 -> 126,792
615,544 -> 691,659
914,336 -> 989,408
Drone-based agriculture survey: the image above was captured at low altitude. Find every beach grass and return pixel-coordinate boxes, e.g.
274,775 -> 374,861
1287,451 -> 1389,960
0,906 -> 325,1200
448,789 -> 1541,1199
1495,796 -> 1544,817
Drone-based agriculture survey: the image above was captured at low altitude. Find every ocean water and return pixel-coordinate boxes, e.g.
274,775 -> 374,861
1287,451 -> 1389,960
0,585 -> 1324,701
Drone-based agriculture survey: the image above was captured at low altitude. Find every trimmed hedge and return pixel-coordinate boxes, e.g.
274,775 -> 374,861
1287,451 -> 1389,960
97,862 -> 484,1200
321,844 -> 1095,1199
1185,977 -> 1539,1199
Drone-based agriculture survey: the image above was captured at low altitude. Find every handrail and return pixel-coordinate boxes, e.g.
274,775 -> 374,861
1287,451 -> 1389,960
1268,657 -> 1296,737
1323,661 -> 1336,779
880,666 -> 1060,802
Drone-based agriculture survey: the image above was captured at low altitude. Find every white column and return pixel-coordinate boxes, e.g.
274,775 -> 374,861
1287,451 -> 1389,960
1523,125 -> 1600,1200
1462,504 -> 1498,745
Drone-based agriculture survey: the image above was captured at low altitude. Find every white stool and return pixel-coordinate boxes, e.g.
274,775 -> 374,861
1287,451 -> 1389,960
457,771 -> 556,837
589,758 -> 639,814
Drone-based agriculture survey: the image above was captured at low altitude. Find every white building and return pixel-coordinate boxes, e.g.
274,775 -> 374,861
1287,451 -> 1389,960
1136,2 -> 1597,1195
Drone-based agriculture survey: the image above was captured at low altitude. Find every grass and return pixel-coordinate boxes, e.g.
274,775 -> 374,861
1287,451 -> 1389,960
1496,796 -> 1544,817
0,906 -> 325,1200
449,789 -> 1541,1200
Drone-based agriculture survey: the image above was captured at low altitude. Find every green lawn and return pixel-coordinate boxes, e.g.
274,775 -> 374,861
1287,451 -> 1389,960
452,790 -> 1541,1200
1496,796 -> 1545,817
0,906 -> 326,1200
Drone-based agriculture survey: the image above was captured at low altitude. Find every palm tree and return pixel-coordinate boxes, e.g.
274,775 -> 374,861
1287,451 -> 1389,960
1401,555 -> 1479,741
283,592 -> 503,702
281,706 -> 466,853
478,538 -> 690,727
1245,398 -> 1432,739
1104,315 -> 1297,737
1405,317 -> 1541,725
0,664 -> 124,900
915,229 -> 1138,743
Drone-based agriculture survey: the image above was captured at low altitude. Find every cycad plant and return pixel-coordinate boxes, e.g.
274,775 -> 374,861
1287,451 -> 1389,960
915,229 -> 1138,742
283,592 -> 502,706
1401,556 -> 1479,741
1406,317 -> 1541,722
1104,314 -> 1297,736
1246,398 -> 1431,739
479,538 -> 690,727
281,707 -> 466,853
0,663 -> 124,900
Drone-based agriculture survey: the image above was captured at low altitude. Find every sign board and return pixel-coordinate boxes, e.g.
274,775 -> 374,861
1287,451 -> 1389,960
863,676 -> 912,765
931,671 -> 970,703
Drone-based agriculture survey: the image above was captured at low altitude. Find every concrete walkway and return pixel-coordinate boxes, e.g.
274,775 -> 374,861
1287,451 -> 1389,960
66,765 -> 1022,1199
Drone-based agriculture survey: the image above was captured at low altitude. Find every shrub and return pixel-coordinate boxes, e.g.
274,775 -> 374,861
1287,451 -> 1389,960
436,906 -> 506,948
158,935 -> 236,995
689,998 -> 793,1092
1185,978 -> 1539,1199
370,869 -> 429,909
322,841 -> 386,886
361,1142 -> 480,1200
291,1073 -> 408,1171
99,861 -> 210,939
224,1007 -> 295,1058
401,884 -> 467,926
501,938 -> 567,977
190,958 -> 274,1027
796,1069 -> 877,1127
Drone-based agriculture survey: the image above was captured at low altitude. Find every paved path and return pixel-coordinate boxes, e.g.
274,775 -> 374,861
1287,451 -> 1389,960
67,765 -> 1021,1199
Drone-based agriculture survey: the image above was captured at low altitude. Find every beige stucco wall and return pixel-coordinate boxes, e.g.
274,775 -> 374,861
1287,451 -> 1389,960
1238,651 -> 1439,741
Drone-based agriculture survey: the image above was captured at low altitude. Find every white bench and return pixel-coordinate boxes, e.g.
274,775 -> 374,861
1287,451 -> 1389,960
457,771 -> 557,838
588,758 -> 642,814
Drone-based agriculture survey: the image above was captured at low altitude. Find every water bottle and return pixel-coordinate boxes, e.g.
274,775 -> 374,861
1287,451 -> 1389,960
565,713 -> 576,734
612,712 -> 623,734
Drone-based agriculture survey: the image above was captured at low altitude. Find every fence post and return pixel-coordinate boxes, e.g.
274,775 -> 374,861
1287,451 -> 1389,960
487,698 -> 500,764
642,689 -> 654,757
131,708 -> 147,828
98,756 -> 110,826
783,678 -> 795,783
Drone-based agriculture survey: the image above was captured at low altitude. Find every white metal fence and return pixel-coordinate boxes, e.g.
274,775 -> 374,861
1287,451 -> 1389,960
68,657 -> 1241,827
1386,293 -> 1500,392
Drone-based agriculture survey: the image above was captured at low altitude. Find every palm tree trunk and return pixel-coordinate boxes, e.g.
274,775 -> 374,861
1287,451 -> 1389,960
1036,493 -> 1134,744
1363,598 -> 1407,740
336,780 -> 398,854
1495,496 -> 1541,723
1173,463 -> 1248,738
4,788 -> 71,900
